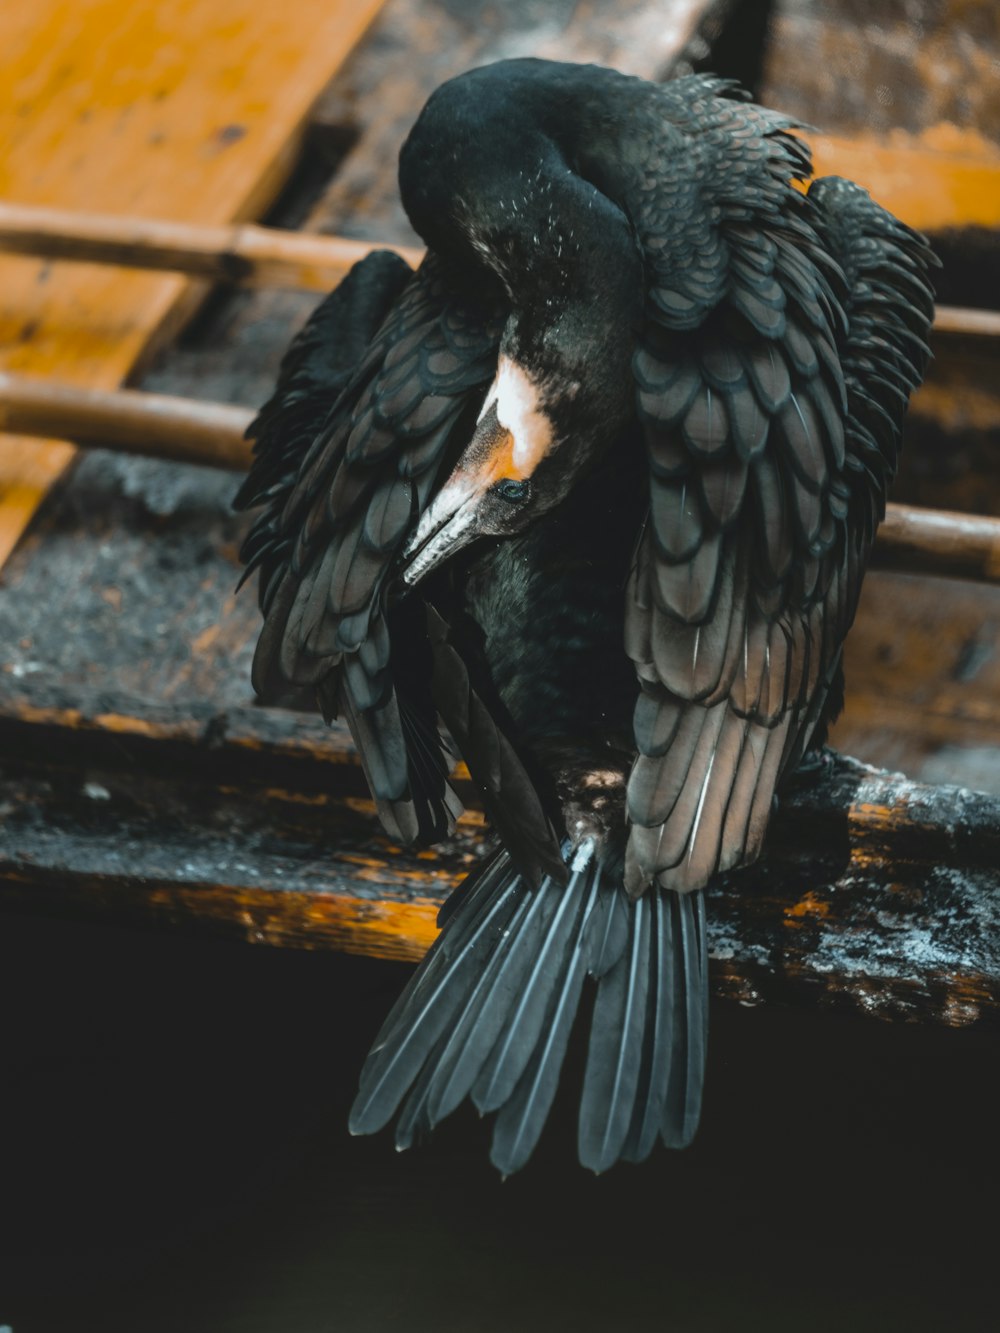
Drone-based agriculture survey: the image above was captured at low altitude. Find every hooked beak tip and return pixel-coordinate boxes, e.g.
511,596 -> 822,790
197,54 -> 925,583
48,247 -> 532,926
399,479 -> 479,587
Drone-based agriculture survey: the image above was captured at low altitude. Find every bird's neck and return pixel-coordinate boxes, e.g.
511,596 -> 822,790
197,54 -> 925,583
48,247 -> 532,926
398,61 -> 646,463
399,64 -> 644,313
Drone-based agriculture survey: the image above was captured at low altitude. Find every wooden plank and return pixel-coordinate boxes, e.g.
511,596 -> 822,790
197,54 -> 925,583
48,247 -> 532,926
0,688 -> 364,798
1,749 -> 997,1027
0,0 -> 386,568
805,127 -> 1000,233
830,570 -> 1000,792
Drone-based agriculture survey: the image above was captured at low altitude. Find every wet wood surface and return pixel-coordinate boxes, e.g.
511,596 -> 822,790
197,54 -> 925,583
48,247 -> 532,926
1,746 -> 997,1027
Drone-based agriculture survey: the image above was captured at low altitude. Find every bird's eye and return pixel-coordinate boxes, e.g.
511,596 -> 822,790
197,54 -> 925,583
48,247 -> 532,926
494,478 -> 531,504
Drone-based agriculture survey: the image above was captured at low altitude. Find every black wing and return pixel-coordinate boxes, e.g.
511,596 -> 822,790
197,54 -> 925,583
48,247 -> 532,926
622,81 -> 934,894
239,252 -> 503,841
239,253 -> 565,875
236,249 -> 414,610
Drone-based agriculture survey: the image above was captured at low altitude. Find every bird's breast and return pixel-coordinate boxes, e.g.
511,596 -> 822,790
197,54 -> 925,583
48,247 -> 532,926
458,445 -> 645,845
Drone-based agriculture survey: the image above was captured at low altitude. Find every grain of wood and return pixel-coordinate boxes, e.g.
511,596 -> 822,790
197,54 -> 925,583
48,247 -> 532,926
1,750 -> 997,1026
0,0 -> 387,569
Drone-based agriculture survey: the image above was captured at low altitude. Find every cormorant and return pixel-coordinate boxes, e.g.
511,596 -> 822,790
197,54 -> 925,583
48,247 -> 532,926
236,59 -> 935,1175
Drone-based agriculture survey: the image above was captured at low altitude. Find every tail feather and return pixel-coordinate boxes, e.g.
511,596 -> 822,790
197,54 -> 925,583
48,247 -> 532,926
471,875 -> 586,1115
489,868 -> 604,1175
366,852 -> 514,1046
394,1030 -> 452,1151
578,893 -> 652,1173
586,880 -> 630,978
349,860 -> 522,1135
416,888 -> 540,1129
621,889 -> 674,1163
662,890 -> 709,1148
349,847 -> 710,1173
369,848 -> 512,1052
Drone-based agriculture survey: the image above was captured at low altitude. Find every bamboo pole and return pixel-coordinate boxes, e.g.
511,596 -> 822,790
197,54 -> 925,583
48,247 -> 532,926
0,373 -> 253,470
0,203 -> 995,342
1,370 -> 998,583
875,505 -> 1000,583
0,202 -> 423,293
931,305 -> 1000,340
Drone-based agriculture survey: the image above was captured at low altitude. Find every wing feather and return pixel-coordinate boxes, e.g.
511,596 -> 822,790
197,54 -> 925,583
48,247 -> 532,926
624,96 -> 935,898
240,254 -> 505,844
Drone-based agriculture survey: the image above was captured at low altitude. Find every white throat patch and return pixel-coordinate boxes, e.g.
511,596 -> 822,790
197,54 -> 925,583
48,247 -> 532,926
479,356 -> 554,476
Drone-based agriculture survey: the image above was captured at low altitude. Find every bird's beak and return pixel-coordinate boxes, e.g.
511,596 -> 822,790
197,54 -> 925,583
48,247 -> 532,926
399,470 -> 483,587
399,403 -> 524,587
399,363 -> 559,587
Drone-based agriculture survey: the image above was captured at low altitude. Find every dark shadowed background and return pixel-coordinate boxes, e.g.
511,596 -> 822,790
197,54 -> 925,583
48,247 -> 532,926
2,912 -> 997,1332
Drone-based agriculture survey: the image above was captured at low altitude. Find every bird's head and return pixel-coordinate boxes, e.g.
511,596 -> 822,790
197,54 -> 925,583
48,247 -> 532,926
399,181 -> 643,588
397,65 -> 646,587
399,321 -> 632,588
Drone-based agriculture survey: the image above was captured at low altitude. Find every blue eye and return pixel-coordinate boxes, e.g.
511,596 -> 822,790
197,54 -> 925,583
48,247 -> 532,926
495,478 -> 531,504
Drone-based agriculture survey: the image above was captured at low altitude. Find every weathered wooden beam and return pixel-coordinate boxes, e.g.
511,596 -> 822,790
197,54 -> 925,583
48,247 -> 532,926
0,687 -> 364,800
933,306 -> 1000,339
0,748 -> 996,1027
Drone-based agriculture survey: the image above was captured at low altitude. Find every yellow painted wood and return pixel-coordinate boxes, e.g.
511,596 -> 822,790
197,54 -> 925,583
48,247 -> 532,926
0,0 -> 385,568
807,124 -> 1000,231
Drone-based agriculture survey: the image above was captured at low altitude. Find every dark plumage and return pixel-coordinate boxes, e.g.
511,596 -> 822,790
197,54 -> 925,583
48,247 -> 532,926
236,58 -> 936,1174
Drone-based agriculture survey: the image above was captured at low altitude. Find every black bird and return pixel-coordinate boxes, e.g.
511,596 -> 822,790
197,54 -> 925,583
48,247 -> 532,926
236,58 -> 935,1174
